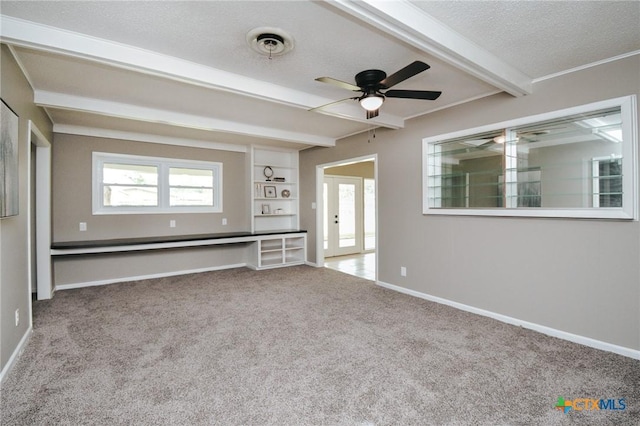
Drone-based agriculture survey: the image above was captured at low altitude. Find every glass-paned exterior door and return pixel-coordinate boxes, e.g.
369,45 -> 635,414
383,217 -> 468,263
324,176 -> 363,257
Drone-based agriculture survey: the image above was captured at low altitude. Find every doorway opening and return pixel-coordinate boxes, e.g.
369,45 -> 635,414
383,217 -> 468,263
316,155 -> 377,281
27,121 -> 52,301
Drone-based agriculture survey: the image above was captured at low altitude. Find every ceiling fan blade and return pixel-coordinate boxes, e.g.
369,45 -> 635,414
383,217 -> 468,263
379,61 -> 430,89
315,77 -> 361,92
385,89 -> 442,100
366,109 -> 379,119
309,97 -> 358,112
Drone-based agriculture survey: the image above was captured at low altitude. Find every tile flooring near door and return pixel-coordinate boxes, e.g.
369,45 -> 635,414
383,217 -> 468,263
324,252 -> 376,281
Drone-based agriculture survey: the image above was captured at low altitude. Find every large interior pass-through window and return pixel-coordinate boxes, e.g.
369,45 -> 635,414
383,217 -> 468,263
423,96 -> 637,219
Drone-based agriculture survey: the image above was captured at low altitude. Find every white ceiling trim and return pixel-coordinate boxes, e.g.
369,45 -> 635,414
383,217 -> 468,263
327,0 -> 533,97
35,91 -> 336,147
315,102 -> 403,129
6,44 -> 56,125
532,49 -> 640,84
0,15 -> 404,129
404,89 -> 502,122
54,124 -> 249,153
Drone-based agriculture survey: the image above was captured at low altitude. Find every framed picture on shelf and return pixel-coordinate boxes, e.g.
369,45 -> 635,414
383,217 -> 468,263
262,204 -> 271,215
264,185 -> 277,198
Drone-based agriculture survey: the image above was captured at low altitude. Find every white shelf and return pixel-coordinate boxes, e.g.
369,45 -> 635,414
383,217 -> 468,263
255,163 -> 296,170
251,146 -> 299,233
249,233 -> 307,270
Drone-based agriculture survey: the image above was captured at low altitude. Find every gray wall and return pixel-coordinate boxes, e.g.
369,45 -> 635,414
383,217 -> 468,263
51,134 -> 251,286
53,245 -> 250,286
1,44 -> 53,372
300,55 -> 640,351
52,134 -> 249,242
325,161 -> 374,179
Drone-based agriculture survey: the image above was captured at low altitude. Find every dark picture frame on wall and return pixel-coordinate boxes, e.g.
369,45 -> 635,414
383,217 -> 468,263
1,99 -> 19,218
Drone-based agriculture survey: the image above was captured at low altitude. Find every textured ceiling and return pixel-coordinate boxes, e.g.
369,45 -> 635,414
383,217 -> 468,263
415,1 -> 640,78
1,0 -> 638,150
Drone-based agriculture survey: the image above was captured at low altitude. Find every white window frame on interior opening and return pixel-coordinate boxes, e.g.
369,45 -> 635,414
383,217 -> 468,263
92,152 -> 223,215
422,95 -> 638,220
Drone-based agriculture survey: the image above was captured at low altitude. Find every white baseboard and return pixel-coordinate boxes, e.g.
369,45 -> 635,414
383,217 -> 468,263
55,263 -> 248,291
0,326 -> 32,384
376,280 -> 640,361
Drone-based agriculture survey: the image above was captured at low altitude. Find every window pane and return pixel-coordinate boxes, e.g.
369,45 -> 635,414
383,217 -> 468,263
425,97 -> 636,219
170,188 -> 213,206
514,107 -> 622,208
427,106 -> 624,211
364,179 -> 376,250
94,153 -> 222,214
103,186 -> 157,206
338,183 -> 356,248
597,158 -> 623,207
427,130 -> 504,208
104,163 -> 157,185
323,182 -> 329,250
169,167 -> 213,187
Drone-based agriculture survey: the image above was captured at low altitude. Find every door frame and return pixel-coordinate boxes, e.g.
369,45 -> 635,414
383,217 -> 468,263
27,121 -> 52,300
315,154 -> 378,279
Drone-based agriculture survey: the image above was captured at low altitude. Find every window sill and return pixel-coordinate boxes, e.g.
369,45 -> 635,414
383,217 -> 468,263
423,207 -> 636,220
93,208 -> 222,215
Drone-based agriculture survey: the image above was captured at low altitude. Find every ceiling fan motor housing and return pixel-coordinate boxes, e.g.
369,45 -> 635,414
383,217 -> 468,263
355,69 -> 387,90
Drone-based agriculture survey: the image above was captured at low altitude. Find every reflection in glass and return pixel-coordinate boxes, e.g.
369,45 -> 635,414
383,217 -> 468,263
427,106 -> 623,210
594,157 -> 622,207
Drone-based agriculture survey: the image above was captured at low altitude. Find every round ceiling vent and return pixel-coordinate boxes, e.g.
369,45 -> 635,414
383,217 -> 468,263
247,27 -> 294,58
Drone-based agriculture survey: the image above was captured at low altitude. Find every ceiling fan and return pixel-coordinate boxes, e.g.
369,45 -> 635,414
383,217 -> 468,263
312,61 -> 442,119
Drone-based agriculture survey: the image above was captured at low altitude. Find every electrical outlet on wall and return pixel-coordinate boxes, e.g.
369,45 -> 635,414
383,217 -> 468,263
401,266 -> 407,277
222,218 -> 227,226
79,222 -> 87,231
170,220 -> 176,228
15,309 -> 19,326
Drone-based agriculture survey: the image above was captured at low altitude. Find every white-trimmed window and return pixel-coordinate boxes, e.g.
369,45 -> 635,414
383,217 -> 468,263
423,96 -> 637,219
93,152 -> 222,214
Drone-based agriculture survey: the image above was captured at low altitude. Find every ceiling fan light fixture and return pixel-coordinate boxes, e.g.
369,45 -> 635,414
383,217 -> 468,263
313,61 -> 441,119
360,94 -> 384,111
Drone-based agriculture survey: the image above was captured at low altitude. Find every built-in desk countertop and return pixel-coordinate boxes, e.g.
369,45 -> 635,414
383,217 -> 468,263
51,230 -> 307,256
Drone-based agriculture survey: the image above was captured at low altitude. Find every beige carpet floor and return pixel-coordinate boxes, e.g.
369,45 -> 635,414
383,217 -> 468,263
1,266 -> 639,425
